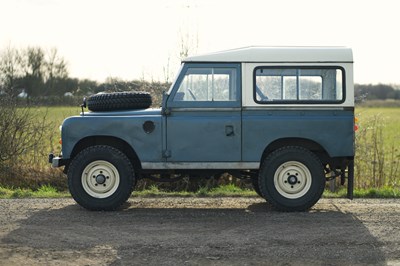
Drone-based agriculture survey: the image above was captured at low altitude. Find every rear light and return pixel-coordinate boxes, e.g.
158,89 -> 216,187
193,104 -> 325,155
354,117 -> 359,131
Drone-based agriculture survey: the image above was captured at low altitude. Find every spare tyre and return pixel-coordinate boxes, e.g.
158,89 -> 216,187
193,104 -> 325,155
87,91 -> 152,112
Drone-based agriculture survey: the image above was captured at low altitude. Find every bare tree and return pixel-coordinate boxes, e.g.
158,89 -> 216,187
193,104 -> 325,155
23,46 -> 45,77
162,23 -> 199,84
163,55 -> 172,84
1,45 -> 72,98
0,46 -> 23,96
46,48 -> 68,79
178,28 -> 198,61
0,95 -> 48,165
18,46 -> 46,98
45,48 -> 68,95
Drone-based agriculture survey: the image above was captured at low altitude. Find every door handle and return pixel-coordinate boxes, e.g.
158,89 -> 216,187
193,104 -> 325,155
225,125 -> 235,137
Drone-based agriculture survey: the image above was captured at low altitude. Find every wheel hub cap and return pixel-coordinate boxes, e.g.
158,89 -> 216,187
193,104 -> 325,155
287,175 -> 298,185
95,174 -> 106,184
274,161 -> 312,199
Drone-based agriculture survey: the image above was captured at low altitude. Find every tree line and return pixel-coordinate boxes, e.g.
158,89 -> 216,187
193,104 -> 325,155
355,84 -> 400,102
0,45 -> 169,106
1,45 -> 399,106
0,46 -> 69,98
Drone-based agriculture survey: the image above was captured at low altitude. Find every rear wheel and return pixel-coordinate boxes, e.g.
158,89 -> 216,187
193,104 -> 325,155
68,145 -> 135,211
258,146 -> 325,211
251,177 -> 263,197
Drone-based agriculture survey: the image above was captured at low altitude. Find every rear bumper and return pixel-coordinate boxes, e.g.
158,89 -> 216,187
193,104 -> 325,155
48,153 -> 66,168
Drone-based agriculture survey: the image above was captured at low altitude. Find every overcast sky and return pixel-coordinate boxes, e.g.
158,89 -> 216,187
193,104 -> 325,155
1,0 -> 399,84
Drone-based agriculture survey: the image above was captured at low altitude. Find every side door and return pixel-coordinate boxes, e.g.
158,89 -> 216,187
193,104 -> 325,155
165,63 -> 241,162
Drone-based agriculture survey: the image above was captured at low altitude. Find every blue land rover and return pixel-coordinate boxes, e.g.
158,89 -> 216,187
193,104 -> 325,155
49,47 -> 355,211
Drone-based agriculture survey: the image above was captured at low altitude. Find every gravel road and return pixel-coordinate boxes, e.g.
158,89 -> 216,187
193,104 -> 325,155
0,197 -> 399,266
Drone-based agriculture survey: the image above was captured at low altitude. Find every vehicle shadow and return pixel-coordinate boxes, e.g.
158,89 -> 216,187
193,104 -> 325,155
1,200 -> 387,266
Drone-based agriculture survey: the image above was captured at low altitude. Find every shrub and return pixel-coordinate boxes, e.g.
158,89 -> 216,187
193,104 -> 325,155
355,113 -> 400,189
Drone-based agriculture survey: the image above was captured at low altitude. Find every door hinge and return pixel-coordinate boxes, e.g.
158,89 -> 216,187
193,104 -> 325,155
161,107 -> 171,116
162,150 -> 171,158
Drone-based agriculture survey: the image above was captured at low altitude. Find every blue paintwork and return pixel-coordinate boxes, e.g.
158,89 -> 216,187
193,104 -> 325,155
166,111 -> 241,162
61,108 -> 163,162
242,109 -> 354,161
165,63 -> 242,162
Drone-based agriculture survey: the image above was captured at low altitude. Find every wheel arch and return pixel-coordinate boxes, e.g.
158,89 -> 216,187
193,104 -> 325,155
69,136 -> 142,173
260,138 -> 330,165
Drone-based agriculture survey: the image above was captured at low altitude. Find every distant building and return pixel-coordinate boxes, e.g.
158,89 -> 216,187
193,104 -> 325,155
18,89 -> 28,98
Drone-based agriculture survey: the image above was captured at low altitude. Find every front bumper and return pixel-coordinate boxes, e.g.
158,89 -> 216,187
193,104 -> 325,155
48,153 -> 66,168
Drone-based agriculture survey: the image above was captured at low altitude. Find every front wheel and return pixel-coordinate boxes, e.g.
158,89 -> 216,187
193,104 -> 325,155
258,146 -> 325,211
68,145 -> 135,211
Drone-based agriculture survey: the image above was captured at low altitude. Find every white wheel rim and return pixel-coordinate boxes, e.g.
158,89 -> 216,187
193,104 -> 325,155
274,161 -> 312,199
81,160 -> 120,199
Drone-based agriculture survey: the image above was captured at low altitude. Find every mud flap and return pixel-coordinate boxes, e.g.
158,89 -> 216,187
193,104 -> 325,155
347,160 -> 354,200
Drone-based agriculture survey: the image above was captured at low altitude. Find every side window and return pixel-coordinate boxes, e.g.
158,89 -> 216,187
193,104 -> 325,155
174,67 -> 237,102
255,67 -> 344,103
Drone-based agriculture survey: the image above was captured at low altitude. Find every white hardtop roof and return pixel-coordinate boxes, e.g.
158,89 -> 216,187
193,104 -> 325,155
183,46 -> 353,63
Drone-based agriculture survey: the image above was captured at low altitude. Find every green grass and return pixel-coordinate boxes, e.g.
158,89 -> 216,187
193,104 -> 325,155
37,106 -> 81,157
134,184 -> 257,197
355,107 -> 400,158
354,107 -> 400,189
323,187 -> 400,198
207,184 -> 256,197
355,107 -> 400,146
0,185 -> 70,199
1,184 -> 399,199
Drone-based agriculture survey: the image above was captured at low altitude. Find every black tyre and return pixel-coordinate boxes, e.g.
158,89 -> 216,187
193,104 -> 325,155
251,177 -> 263,198
67,145 -> 135,211
258,146 -> 325,212
87,91 -> 152,112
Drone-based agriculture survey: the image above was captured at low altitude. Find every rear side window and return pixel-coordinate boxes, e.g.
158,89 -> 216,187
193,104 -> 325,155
254,67 -> 345,103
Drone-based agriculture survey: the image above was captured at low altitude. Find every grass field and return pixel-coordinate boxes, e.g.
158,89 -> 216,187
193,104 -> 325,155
356,107 -> 400,147
38,106 -> 81,153
1,184 -> 399,199
354,107 -> 400,189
